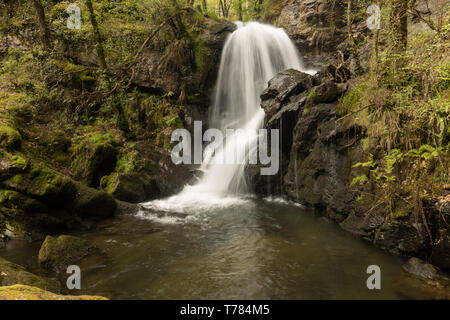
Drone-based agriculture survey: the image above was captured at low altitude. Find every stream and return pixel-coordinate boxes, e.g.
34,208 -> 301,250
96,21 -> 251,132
0,198 -> 406,299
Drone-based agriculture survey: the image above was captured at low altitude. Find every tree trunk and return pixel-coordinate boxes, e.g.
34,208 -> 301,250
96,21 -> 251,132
31,0 -> 50,49
237,0 -> 243,21
85,0 -> 107,70
389,0 -> 408,51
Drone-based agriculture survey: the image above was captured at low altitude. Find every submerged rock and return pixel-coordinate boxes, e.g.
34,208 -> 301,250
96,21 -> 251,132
394,258 -> 450,300
38,235 -> 95,274
0,284 -> 107,300
0,257 -> 59,292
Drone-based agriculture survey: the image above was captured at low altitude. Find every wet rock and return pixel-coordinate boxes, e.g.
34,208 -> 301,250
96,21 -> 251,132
0,284 -> 107,300
431,193 -> 450,271
0,257 -> 59,292
394,257 -> 450,300
38,235 -> 95,274
261,69 -> 316,119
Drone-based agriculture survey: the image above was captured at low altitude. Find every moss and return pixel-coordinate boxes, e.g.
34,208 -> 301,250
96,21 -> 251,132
11,155 -> 26,167
70,131 -> 121,187
0,124 -> 21,150
12,174 -> 23,184
0,257 -> 60,293
38,235 -> 94,273
0,285 -> 108,300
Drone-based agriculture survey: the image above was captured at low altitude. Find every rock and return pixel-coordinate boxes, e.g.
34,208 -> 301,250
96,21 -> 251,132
133,18 -> 236,102
402,257 -> 440,280
0,124 -> 21,150
394,258 -> 450,300
261,69 -> 316,118
276,0 -> 347,58
2,165 -> 78,208
71,137 -> 119,188
73,184 -> 117,219
100,172 -> 160,203
431,193 -> 450,271
0,284 -> 107,300
38,235 -> 95,274
0,257 -> 59,292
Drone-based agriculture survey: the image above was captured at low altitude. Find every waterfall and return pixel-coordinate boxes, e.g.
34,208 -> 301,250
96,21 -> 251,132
142,22 -> 312,214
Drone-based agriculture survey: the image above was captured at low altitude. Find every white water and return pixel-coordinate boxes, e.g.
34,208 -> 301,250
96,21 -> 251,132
142,22 -> 313,215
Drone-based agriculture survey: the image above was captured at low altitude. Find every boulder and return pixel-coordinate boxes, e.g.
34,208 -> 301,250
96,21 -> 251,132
0,124 -> 21,150
0,284 -> 107,300
261,69 -> 316,118
0,257 -> 59,292
38,235 -> 95,274
72,184 -> 117,219
100,172 -> 160,203
71,139 -> 119,188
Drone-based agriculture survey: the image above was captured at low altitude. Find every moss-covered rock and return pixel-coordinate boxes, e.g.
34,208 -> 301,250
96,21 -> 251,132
73,184 -> 117,219
71,132 -> 120,188
38,235 -> 94,274
100,172 -> 160,203
0,124 -> 21,150
2,165 -> 78,208
0,257 -> 59,292
0,284 -> 107,300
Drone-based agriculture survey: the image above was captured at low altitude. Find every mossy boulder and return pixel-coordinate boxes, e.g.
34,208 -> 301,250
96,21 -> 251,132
0,124 -> 21,150
0,151 -> 27,181
38,235 -> 94,274
0,257 -> 59,292
73,184 -> 117,219
100,172 -> 160,203
0,190 -> 48,213
0,284 -> 107,300
3,166 -> 77,208
71,132 -> 120,187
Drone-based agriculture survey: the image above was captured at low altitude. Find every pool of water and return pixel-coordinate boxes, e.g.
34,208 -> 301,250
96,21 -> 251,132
0,198 -> 406,299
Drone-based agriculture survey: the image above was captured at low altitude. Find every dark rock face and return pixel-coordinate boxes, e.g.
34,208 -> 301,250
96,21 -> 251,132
133,18 -> 236,101
256,67 -> 450,271
276,0 -> 347,58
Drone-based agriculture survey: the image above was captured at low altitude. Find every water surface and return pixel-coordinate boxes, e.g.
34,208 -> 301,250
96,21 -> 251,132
1,198 -> 405,299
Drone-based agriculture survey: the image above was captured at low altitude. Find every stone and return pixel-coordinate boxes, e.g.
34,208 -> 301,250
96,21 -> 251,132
100,172 -> 160,203
38,235 -> 94,274
0,257 -> 59,292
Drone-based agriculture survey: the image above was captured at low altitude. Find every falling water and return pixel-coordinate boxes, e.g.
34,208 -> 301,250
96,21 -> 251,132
143,22 -> 313,214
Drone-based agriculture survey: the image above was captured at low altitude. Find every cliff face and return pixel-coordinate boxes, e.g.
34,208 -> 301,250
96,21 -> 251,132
257,67 -> 450,272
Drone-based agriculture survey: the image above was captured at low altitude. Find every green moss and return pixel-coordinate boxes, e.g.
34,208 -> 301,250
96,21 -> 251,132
0,257 -> 60,293
0,124 -> 21,149
38,235 -> 94,273
0,285 -> 108,300
12,174 -> 23,184
11,155 -> 26,167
